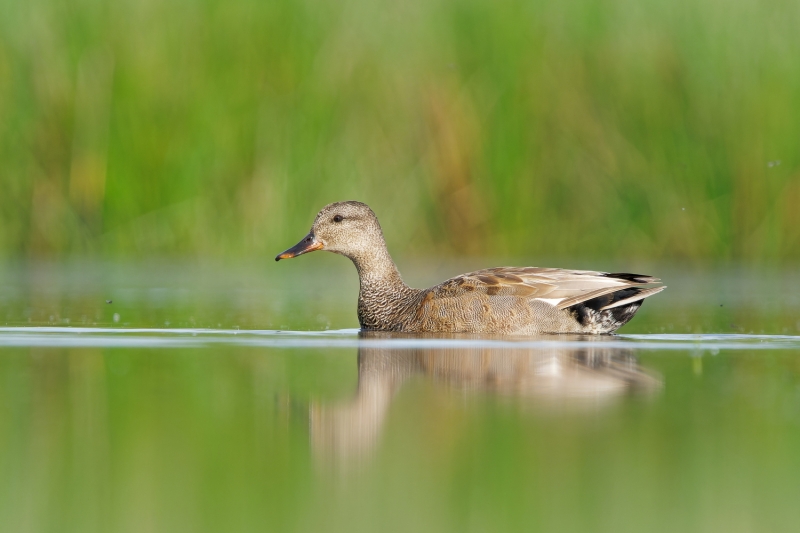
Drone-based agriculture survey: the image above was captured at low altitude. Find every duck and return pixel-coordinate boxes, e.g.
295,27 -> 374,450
275,201 -> 665,335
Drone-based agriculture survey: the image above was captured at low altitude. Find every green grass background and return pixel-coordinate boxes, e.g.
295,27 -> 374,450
1,0 -> 799,262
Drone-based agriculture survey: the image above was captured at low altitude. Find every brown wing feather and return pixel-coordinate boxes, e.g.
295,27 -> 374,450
434,269 -> 558,299
431,267 -> 662,309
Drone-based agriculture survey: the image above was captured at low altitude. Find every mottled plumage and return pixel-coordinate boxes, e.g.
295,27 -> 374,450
276,201 -> 665,334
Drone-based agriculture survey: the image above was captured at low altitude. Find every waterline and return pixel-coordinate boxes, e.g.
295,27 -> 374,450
1,327 -> 799,351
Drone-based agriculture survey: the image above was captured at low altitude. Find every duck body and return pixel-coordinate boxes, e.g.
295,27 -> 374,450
356,267 -> 663,335
276,201 -> 665,335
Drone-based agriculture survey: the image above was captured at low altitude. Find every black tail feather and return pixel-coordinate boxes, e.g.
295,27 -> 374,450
570,287 -> 648,333
603,272 -> 659,284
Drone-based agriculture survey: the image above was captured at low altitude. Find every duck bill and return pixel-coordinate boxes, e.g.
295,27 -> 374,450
275,233 -> 324,261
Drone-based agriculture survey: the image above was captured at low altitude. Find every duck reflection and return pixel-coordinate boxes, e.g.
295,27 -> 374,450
310,332 -> 661,465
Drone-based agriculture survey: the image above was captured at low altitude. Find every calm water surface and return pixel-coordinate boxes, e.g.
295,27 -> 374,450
1,261 -> 800,532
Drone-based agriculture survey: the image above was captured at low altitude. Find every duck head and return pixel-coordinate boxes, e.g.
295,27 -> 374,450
275,201 -> 385,261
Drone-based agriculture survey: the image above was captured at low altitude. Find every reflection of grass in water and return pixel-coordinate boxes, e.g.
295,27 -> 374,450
1,345 -> 799,532
1,0 -> 799,261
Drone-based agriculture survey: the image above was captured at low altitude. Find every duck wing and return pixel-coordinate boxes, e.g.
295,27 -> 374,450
432,267 -> 664,310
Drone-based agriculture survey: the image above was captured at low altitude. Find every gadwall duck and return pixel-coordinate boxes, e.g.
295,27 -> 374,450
276,201 -> 665,334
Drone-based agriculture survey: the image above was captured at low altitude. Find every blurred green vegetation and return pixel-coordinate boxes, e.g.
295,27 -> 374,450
1,0 -> 799,261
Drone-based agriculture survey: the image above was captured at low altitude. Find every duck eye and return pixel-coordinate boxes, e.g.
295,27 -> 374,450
333,215 -> 344,223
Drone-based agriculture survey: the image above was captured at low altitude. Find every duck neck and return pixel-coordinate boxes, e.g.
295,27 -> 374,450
349,245 -> 418,330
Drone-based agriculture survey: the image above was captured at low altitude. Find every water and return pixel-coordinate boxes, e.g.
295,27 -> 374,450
1,261 -> 800,532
